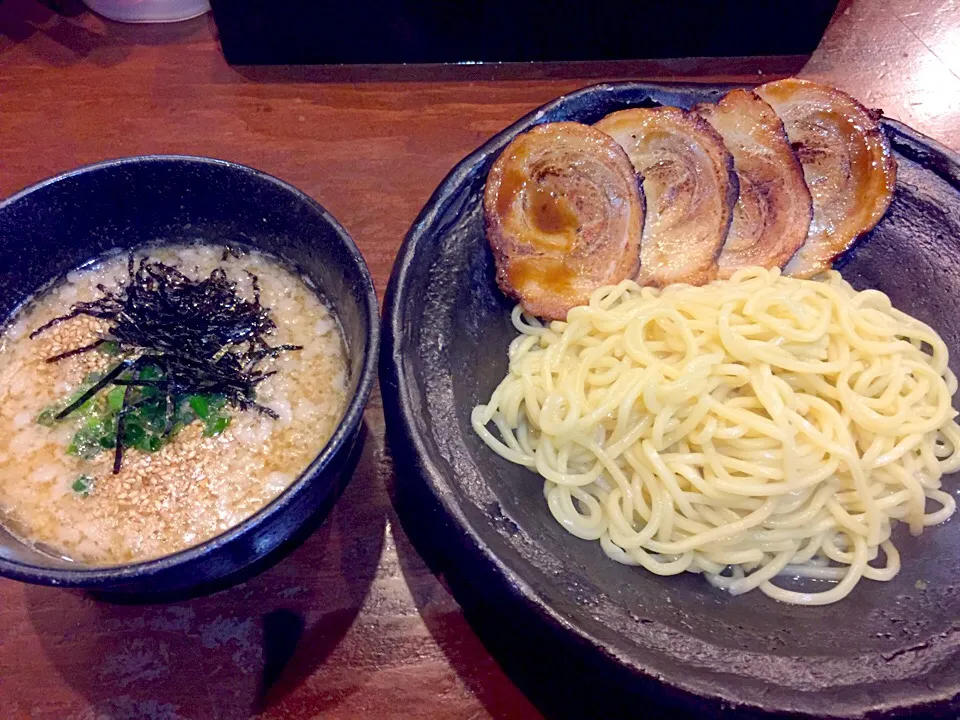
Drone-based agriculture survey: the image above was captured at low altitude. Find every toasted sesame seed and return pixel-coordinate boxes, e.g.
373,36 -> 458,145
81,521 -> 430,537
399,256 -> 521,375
0,246 -> 347,565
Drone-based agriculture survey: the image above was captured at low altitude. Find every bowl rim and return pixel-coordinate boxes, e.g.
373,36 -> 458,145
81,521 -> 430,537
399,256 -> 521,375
381,81 -> 960,717
0,154 -> 380,585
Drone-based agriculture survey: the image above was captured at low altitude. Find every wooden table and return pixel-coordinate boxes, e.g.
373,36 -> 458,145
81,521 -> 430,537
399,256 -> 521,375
0,1 -> 958,717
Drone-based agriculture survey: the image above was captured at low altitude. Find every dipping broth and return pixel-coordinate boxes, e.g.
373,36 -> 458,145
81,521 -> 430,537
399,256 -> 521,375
0,245 -> 348,565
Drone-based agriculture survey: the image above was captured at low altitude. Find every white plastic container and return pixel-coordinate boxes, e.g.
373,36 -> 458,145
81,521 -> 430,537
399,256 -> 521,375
83,0 -> 210,23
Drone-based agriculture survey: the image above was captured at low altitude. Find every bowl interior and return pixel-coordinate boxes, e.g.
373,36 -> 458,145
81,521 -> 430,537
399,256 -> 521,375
0,155 -> 375,576
385,84 -> 960,715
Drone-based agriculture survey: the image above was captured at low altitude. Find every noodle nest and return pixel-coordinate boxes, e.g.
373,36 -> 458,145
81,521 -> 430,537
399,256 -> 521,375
472,267 -> 960,605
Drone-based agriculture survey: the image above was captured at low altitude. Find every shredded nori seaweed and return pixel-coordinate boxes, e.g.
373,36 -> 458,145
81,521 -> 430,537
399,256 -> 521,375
31,252 -> 301,473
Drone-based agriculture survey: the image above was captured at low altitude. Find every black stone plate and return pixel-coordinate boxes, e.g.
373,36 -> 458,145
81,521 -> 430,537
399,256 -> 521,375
381,83 -> 960,718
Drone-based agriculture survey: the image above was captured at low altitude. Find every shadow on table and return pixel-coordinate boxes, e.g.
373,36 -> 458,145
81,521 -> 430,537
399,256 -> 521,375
379,443 -> 541,719
229,55 -> 808,86
0,0 -> 212,68
22,420 -> 387,720
387,443 -> 706,720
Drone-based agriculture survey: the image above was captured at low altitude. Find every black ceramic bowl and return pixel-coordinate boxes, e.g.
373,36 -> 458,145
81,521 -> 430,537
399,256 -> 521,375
381,83 -> 960,718
0,155 -> 379,595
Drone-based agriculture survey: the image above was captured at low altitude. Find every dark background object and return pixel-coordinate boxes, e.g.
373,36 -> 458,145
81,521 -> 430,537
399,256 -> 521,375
380,82 -> 960,718
210,0 -> 840,65
0,155 -> 379,596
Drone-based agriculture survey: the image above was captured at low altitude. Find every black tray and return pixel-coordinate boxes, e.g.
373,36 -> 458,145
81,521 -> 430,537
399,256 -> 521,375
210,1 -> 839,65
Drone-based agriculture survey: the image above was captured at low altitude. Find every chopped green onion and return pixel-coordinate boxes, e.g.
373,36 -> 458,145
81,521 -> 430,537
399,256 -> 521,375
189,394 -> 210,419
107,386 -> 125,412
72,475 -> 93,496
139,364 -> 163,381
122,422 -> 145,447
204,415 -> 231,437
40,367 -> 233,464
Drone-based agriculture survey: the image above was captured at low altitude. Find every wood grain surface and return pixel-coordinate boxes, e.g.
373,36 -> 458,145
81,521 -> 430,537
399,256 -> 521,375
1,0 -> 959,718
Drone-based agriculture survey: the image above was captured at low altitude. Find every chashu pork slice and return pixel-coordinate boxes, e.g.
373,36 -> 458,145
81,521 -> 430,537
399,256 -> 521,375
695,89 -> 813,279
755,78 -> 897,278
484,121 -> 645,321
595,107 -> 738,287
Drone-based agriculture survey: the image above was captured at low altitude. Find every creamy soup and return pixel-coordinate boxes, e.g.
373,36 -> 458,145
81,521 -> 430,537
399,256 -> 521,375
0,244 -> 347,565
